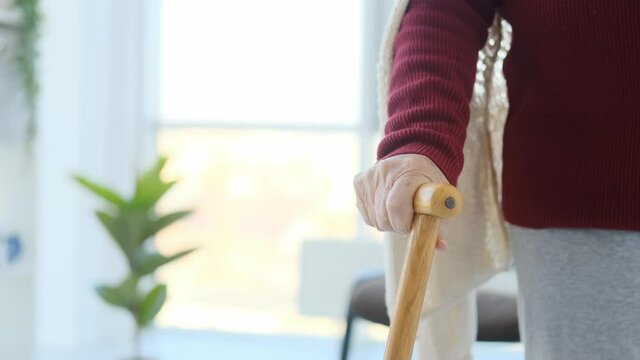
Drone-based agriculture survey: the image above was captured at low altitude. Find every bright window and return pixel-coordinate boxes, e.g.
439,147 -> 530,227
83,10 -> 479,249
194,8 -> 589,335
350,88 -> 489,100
153,0 -> 383,335
159,0 -> 362,126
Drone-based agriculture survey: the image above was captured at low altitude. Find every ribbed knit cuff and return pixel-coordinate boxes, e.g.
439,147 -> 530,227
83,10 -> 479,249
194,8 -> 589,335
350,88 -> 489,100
378,141 -> 463,186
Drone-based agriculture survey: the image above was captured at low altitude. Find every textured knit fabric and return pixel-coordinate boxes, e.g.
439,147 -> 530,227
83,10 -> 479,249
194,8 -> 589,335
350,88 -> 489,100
380,3 -> 513,358
509,222 -> 640,360
378,0 -> 640,232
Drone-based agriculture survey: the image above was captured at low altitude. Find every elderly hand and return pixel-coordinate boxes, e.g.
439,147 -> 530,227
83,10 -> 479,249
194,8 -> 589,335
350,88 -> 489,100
353,154 -> 450,249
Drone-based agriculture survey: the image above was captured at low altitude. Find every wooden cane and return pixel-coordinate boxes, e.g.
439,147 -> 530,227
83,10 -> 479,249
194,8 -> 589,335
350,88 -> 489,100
383,183 -> 463,360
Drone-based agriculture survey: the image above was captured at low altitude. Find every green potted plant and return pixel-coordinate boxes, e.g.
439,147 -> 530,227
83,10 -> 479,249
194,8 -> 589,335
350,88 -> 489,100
14,0 -> 41,143
74,157 -> 196,360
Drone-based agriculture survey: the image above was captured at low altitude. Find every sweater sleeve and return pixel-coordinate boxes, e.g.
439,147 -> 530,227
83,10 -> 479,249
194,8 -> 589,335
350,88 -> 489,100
377,0 -> 497,186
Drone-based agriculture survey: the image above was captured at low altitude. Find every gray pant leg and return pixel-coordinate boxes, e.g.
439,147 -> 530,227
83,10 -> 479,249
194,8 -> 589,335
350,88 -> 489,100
508,223 -> 640,360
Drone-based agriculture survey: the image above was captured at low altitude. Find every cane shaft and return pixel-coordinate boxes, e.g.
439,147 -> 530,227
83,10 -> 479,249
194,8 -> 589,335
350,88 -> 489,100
383,213 -> 440,360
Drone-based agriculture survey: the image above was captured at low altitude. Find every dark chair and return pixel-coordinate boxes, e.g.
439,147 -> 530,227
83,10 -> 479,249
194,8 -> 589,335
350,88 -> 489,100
340,273 -> 519,360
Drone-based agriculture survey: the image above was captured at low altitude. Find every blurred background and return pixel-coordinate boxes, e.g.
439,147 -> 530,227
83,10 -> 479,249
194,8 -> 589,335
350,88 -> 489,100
0,0 -> 521,359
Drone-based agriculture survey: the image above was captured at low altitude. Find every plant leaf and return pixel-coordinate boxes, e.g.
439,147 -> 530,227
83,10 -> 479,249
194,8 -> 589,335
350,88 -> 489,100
96,285 -> 128,308
143,210 -> 193,239
96,208 -> 153,261
134,248 -> 197,277
96,276 -> 141,310
131,157 -> 175,210
73,175 -> 126,207
119,275 -> 140,303
95,211 -> 130,256
137,284 -> 167,327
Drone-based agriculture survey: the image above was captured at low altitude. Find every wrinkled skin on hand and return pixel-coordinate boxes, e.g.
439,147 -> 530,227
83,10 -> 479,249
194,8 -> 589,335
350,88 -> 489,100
353,154 -> 451,249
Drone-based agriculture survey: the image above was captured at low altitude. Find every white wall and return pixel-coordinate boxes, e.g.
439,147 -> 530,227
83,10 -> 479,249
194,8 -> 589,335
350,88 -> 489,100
35,0 -> 154,354
0,13 -> 36,359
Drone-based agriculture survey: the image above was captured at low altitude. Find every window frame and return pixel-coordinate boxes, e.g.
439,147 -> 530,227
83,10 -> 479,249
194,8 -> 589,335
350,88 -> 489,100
145,0 -> 393,241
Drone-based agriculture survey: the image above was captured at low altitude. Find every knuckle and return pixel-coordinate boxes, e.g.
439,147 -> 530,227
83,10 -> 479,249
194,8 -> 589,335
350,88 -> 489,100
385,192 -> 405,211
398,219 -> 413,234
387,211 -> 412,235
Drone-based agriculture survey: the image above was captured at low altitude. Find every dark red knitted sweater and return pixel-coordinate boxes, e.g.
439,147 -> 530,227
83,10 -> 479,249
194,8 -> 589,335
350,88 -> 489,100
378,0 -> 640,231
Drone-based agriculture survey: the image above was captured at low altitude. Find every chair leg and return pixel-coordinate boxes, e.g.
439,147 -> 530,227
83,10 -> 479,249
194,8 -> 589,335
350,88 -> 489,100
340,311 -> 356,360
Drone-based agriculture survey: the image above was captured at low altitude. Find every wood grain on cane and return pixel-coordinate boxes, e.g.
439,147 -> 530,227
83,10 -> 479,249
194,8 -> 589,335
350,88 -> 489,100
383,183 -> 463,360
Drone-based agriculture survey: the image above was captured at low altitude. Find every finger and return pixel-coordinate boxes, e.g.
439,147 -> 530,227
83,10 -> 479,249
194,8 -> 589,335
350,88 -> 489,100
353,174 -> 375,228
355,195 -> 373,227
436,238 -> 449,250
385,175 -> 430,234
374,187 -> 392,232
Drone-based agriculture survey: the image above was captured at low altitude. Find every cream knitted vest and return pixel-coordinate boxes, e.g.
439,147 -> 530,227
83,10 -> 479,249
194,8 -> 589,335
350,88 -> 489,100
379,1 -> 512,357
